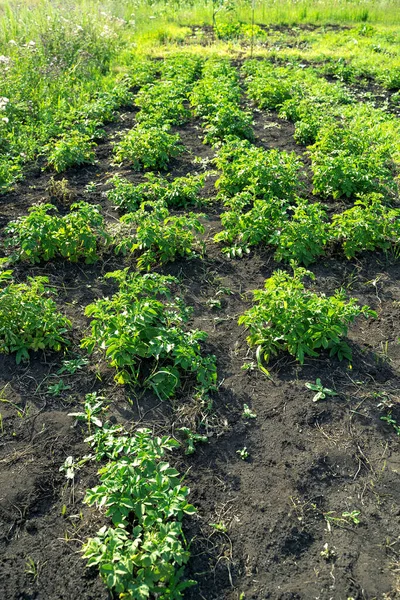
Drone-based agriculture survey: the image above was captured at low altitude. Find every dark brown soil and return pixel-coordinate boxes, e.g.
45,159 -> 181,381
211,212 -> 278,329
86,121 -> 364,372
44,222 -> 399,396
1,60 -> 400,600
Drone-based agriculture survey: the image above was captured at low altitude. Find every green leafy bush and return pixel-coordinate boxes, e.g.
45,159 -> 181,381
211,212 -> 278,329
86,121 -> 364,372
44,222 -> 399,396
189,59 -> 241,117
215,138 -> 302,198
81,270 -> 217,396
280,99 -> 342,146
244,60 -> 352,121
67,80 -> 134,133
243,62 -> 301,110
215,195 -> 329,264
239,266 -> 376,366
318,57 -> 358,83
0,271 -> 71,363
243,60 -> 353,145
203,103 -> 254,145
4,202 -> 109,264
106,175 -> 144,213
271,201 -> 330,266
113,125 -> 184,170
159,54 -> 202,84
129,58 -> 160,88
83,427 -> 196,600
331,193 -> 400,258
113,201 -> 205,270
309,106 -> 400,198
214,191 -> 289,257
45,131 -> 96,172
160,173 -> 207,207
107,173 -> 206,213
132,55 -> 201,127
135,81 -> 191,126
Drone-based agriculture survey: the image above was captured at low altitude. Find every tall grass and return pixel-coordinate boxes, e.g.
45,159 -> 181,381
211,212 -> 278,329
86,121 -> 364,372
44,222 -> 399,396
1,0 -> 400,36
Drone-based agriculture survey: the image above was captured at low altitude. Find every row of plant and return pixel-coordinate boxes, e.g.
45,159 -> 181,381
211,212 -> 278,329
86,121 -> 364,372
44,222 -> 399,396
0,262 -> 217,399
63,390 -> 197,599
189,57 -> 254,146
113,54 -> 202,171
0,240 -> 376,382
3,189 -> 206,271
183,55 -> 377,371
0,12 -> 138,188
188,57 -> 399,264
59,58 -> 224,592
243,59 -> 400,200
213,141 -> 400,263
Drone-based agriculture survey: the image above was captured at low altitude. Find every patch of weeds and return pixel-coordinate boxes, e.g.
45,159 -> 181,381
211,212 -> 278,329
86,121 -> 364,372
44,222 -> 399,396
325,510 -> 361,529
47,379 -> 72,396
46,177 -> 76,206
58,356 -> 89,375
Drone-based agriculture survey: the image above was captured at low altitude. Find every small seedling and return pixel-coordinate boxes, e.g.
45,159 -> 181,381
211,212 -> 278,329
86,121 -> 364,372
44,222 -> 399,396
380,412 -> 400,436
25,557 -> 38,579
47,379 -> 71,396
85,181 -> 98,193
320,543 -> 336,560
59,454 -> 93,480
237,447 -> 249,460
305,378 -> 338,402
178,427 -> 208,455
342,510 -> 360,525
375,392 -> 394,410
58,357 -> 89,375
242,404 -> 257,419
68,392 -> 107,432
59,456 -> 78,480
25,557 -> 45,582
206,297 -> 222,310
209,522 -> 228,533
324,510 -> 360,529
0,394 -> 25,418
241,362 -> 256,371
